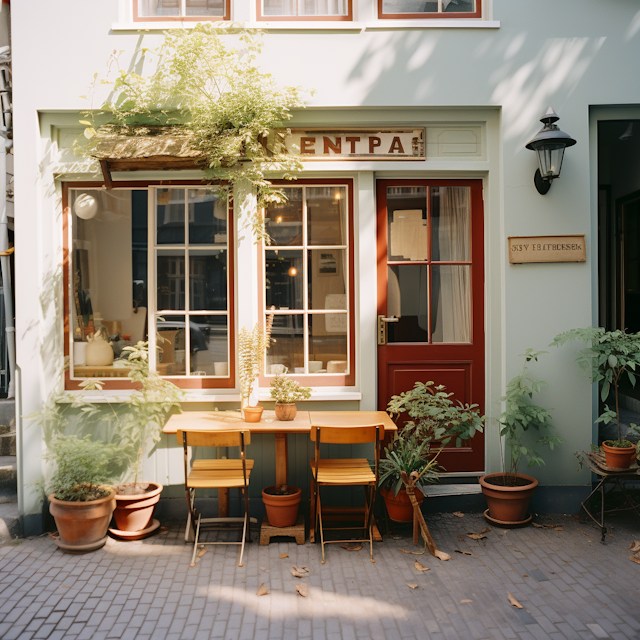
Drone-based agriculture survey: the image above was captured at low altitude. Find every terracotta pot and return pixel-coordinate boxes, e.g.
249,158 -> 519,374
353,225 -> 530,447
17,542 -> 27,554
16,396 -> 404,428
275,403 -> 297,421
243,406 -> 264,423
380,487 -> 424,522
49,487 -> 116,552
113,482 -> 163,533
479,473 -> 538,523
262,486 -> 301,527
602,442 -> 636,469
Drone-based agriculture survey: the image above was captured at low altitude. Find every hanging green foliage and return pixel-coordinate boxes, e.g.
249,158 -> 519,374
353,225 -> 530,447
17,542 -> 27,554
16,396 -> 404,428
79,24 -> 309,242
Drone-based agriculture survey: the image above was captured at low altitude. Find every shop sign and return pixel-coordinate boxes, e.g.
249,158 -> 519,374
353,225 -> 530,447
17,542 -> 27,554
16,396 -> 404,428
285,128 -> 425,160
508,235 -> 587,264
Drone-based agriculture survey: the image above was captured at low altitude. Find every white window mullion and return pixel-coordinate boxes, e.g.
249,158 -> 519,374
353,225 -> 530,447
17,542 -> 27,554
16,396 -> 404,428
302,186 -> 310,374
149,188 -> 158,373
183,191 -> 191,375
181,0 -> 187,17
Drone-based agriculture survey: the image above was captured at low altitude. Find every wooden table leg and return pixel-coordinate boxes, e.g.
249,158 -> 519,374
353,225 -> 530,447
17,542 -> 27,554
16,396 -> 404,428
275,433 -> 288,487
219,488 -> 229,517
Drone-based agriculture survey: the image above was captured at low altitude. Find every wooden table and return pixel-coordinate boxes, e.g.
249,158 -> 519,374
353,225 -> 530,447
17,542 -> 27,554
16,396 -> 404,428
163,409 -> 397,542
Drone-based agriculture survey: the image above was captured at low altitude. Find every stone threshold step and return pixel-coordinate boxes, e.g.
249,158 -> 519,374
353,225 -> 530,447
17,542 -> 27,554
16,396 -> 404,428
422,484 -> 482,497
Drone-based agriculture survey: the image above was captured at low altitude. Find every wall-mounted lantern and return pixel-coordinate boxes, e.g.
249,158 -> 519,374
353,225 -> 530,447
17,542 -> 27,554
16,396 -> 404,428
525,107 -> 576,195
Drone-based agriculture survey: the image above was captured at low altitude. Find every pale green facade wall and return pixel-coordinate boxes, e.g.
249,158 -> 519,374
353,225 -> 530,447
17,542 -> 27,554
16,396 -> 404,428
11,0 -> 640,529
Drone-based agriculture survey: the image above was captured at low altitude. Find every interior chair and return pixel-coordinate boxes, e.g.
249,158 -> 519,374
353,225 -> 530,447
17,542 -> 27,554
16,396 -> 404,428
178,429 -> 253,567
310,425 -> 383,563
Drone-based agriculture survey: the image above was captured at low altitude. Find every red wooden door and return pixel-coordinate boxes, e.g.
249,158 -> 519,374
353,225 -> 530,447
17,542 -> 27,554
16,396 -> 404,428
376,180 -> 485,472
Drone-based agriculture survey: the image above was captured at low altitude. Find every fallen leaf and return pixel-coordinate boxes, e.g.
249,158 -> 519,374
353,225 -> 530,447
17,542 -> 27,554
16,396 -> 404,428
630,556 -> 640,565
532,522 -> 544,528
457,535 -> 464,541
467,532 -> 486,541
454,549 -> 473,556
406,583 -> 418,589
480,527 -> 491,534
414,561 -> 430,572
294,584 -> 308,597
453,511 -> 464,518
523,574 -> 529,578
257,584 -> 269,596
435,550 -> 451,561
390,535 -> 402,540
460,599 -> 473,603
290,566 -> 309,578
507,592 -> 523,609
159,527 -> 169,535
553,527 -> 563,532
260,567 -> 270,573
629,541 -> 640,553
49,531 -> 60,538
197,548 -> 207,558
609,533 -> 614,537
279,553 -> 289,559
340,544 -> 363,551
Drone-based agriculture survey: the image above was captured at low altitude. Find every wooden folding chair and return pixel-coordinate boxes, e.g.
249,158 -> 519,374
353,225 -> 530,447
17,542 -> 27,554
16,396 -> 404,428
178,430 -> 253,567
310,425 -> 383,564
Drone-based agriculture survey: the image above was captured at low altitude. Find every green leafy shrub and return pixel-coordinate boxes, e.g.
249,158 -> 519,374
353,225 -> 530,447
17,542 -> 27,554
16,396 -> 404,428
269,373 -> 311,404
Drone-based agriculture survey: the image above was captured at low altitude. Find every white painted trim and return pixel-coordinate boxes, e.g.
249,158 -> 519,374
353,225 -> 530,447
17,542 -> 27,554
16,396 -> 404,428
422,484 -> 482,497
364,19 -> 499,29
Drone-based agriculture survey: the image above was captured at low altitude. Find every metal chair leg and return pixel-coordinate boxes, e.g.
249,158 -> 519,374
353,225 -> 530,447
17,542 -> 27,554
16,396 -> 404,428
185,488 -> 196,543
238,511 -> 248,568
190,513 -> 202,567
318,493 -> 326,564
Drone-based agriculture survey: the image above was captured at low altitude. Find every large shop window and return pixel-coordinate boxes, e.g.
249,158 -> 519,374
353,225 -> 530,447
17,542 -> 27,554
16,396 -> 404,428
378,0 -> 480,19
257,0 -> 352,21
66,185 -> 234,390
261,182 -> 355,386
134,0 -> 230,20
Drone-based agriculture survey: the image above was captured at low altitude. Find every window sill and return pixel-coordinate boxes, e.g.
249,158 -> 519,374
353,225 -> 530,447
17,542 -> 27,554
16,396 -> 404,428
258,390 -> 362,402
112,19 -> 499,31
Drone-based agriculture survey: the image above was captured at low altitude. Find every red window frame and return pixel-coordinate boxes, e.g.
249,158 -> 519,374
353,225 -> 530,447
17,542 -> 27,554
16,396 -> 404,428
256,0 -> 353,21
378,0 -> 481,20
258,178 -> 356,387
62,180 -> 236,391
133,0 -> 231,22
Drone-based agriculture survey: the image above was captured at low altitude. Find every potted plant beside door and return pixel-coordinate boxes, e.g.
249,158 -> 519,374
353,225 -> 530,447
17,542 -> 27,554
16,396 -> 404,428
480,349 -> 562,525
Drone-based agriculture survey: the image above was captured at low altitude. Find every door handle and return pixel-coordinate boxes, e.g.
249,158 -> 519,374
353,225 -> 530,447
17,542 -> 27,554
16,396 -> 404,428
377,315 -> 398,345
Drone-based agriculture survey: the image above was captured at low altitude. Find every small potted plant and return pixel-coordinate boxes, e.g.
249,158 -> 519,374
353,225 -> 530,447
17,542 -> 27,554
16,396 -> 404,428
45,433 -> 120,552
480,349 -> 562,525
269,372 -> 311,421
238,315 -> 273,422
379,432 -> 442,522
552,328 -> 640,469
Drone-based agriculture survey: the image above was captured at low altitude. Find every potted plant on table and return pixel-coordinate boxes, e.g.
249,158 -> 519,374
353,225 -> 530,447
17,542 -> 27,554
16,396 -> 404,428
480,349 -> 562,525
552,327 -> 640,469
384,381 -> 485,519
269,372 -> 311,421
238,315 -> 273,422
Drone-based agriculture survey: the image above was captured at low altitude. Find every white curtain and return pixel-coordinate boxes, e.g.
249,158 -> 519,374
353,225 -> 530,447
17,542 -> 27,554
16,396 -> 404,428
437,187 -> 471,343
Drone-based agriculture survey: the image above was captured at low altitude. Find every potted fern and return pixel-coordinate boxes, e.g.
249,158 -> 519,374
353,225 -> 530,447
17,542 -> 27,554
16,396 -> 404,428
480,349 -> 562,525
238,315 -> 273,422
270,372 -> 311,421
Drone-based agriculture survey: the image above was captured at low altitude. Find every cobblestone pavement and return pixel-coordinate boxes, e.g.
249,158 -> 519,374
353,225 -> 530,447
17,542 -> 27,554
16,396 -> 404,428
0,512 -> 639,640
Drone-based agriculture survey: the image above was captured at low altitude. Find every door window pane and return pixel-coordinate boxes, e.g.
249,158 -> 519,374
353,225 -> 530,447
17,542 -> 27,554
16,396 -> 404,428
157,315 -> 187,375
157,189 -> 185,245
387,265 -> 428,343
188,189 -> 227,246
190,316 -> 228,375
265,250 -> 304,310
265,189 -> 303,246
431,265 -> 471,343
267,315 -> 304,373
308,249 -> 347,310
157,250 -> 185,310
189,250 -> 227,311
387,187 -> 427,261
431,187 -> 471,262
138,0 -> 180,16
185,0 -> 225,15
262,0 -> 348,16
307,187 -> 347,246
309,315 -> 348,373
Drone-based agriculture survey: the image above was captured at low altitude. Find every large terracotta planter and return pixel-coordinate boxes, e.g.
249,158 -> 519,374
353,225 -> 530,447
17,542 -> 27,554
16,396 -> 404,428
479,473 -> 538,524
49,487 -> 116,552
602,441 -> 636,469
262,486 -> 301,527
275,403 -> 297,421
113,482 -> 163,533
381,487 -> 424,522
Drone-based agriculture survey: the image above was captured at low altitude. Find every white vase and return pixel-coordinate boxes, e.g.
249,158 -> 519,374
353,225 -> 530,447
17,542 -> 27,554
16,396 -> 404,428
85,334 -> 114,366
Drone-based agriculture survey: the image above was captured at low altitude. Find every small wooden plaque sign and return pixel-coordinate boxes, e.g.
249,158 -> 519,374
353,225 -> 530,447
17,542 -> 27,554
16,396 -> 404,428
508,235 -> 586,264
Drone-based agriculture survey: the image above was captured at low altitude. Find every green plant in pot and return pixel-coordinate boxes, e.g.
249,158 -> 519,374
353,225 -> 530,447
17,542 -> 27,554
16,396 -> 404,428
238,315 -> 273,422
378,432 -> 442,522
552,327 -> 640,469
270,372 -> 311,421
384,381 -> 485,519
480,349 -> 562,525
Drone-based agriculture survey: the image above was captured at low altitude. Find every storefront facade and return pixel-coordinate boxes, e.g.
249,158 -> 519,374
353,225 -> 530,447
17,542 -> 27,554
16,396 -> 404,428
12,1 -> 640,533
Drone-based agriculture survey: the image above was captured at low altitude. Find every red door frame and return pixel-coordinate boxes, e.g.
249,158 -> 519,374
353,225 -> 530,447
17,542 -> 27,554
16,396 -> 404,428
376,179 -> 485,473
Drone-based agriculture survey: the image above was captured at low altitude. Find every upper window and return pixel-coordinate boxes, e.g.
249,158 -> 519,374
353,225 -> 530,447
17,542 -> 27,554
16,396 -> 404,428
134,0 -> 230,21
257,0 -> 352,21
65,184 -> 234,390
378,0 -> 480,19
261,181 -> 355,386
